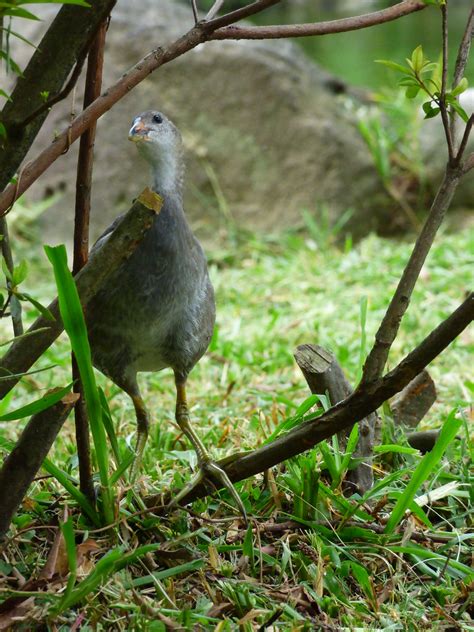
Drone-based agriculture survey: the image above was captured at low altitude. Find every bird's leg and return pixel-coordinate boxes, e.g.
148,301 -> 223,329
130,393 -> 150,480
169,374 -> 248,523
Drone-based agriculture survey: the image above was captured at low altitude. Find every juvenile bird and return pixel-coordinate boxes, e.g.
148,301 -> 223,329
86,111 -> 245,520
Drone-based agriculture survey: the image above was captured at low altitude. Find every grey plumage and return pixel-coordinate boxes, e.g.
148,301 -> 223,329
86,110 -> 215,445
85,111 -> 246,521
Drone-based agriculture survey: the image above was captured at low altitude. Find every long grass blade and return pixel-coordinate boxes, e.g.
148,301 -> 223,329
45,245 -> 114,524
384,409 -> 462,534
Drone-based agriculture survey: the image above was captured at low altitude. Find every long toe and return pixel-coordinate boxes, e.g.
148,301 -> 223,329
167,461 -> 248,525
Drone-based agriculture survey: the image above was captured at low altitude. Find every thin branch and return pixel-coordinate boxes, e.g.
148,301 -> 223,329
204,0 -> 281,31
455,113 -> 474,163
208,0 -> 426,39
453,8 -> 474,86
0,392 -> 79,540
462,152 -> 474,174
450,8 -> 474,145
0,1 -> 427,217
73,19 -> 108,505
439,2 -> 455,164
146,292 -> 473,508
206,0 -> 225,21
360,164 -> 462,385
191,0 -> 199,24
0,217 -> 23,336
19,43 -> 90,129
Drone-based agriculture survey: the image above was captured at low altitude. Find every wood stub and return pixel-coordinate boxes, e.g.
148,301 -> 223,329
294,343 -> 376,494
390,369 -> 437,428
0,392 -> 79,540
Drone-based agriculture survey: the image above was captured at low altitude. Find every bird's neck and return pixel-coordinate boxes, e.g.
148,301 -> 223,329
150,150 -> 185,200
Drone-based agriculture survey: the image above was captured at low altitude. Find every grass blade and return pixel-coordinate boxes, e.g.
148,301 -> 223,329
0,383 -> 72,421
384,409 -> 462,534
45,245 -> 114,524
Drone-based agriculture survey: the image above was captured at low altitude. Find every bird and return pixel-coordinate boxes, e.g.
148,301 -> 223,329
85,110 -> 246,521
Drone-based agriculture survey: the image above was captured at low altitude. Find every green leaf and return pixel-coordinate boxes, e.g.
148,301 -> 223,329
374,444 -> 419,455
375,59 -> 411,75
295,394 -> 319,416
398,76 -> 419,87
384,409 -> 462,534
1,257 -> 12,282
451,77 -> 468,97
406,85 -> 420,99
12,259 -> 28,286
411,45 -> 424,73
1,7 -> 40,20
19,292 -> 55,320
18,0 -> 90,5
61,517 -> 78,599
450,100 -> 469,123
0,383 -> 73,421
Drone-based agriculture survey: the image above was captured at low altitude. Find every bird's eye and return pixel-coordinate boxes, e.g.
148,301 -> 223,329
153,114 -> 163,124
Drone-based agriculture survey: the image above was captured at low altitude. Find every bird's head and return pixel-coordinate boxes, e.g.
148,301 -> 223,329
128,110 -> 182,165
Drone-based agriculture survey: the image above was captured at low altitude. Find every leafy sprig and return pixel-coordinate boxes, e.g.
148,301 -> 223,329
377,45 -> 469,122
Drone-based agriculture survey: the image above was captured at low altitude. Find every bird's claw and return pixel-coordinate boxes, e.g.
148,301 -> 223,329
167,459 -> 248,525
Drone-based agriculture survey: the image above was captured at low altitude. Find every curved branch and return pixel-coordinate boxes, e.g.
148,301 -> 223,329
146,292 -> 473,507
0,1 -> 427,217
209,0 -> 426,40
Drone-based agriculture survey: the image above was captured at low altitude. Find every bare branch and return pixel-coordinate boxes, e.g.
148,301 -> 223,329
0,1 -> 427,217
455,113 -> 474,163
72,19 -> 108,505
147,292 -> 474,507
206,0 -> 225,21
209,0 -> 426,39
191,0 -> 199,24
0,392 -> 79,540
453,8 -> 473,87
361,165 -> 462,384
0,218 -> 23,336
19,42 -> 90,129
204,0 -> 281,31
439,3 -> 455,164
449,8 -> 474,147
462,152 -> 474,174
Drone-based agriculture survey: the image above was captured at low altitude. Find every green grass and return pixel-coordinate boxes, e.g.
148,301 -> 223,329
0,221 -> 472,630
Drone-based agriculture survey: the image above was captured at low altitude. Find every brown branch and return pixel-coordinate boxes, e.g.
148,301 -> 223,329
455,113 -> 474,164
208,0 -> 426,39
0,217 -> 23,336
0,1 -> 427,217
439,3 -> 455,164
462,152 -> 474,174
204,0 -> 281,30
360,164 -> 462,385
450,8 -> 474,145
72,19 -> 108,505
0,0 -> 117,193
147,292 -> 473,508
191,0 -> 199,24
0,189 -> 163,399
19,42 -> 90,129
0,392 -> 79,540
205,0 -> 225,21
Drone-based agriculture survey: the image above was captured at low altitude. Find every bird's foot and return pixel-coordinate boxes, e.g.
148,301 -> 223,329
167,458 -> 248,526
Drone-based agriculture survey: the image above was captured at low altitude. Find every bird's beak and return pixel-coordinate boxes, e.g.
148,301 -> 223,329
128,119 -> 151,143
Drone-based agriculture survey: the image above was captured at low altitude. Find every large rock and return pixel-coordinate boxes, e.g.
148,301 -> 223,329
6,0 -> 401,243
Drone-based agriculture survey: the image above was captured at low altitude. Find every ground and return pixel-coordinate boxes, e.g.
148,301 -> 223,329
0,220 -> 472,630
